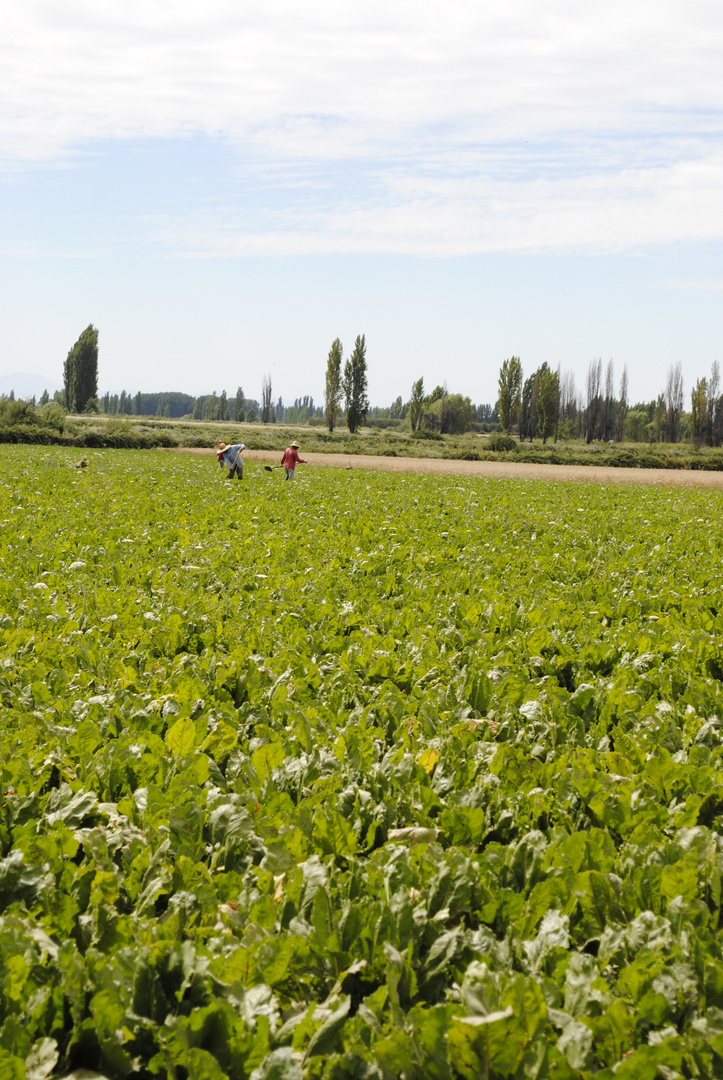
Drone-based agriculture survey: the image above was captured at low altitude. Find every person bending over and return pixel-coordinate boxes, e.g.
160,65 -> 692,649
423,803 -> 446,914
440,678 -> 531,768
217,441 -> 245,479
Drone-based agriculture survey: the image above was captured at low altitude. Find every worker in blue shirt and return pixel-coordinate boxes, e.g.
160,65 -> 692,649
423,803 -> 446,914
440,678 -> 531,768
217,441 -> 245,479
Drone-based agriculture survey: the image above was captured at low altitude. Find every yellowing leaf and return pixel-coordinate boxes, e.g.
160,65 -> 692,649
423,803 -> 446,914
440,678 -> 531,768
419,747 -> 440,773
165,716 -> 196,756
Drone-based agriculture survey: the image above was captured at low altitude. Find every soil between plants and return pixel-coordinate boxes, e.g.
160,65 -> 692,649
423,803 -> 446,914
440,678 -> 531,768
174,447 -> 723,489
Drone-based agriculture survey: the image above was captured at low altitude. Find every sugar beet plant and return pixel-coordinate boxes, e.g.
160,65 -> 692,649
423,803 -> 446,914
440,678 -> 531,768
3,447 -> 723,1078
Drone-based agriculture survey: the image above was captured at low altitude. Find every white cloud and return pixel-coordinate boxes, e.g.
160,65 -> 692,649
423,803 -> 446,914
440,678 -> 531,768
2,0 -> 723,253
111,145 -> 723,257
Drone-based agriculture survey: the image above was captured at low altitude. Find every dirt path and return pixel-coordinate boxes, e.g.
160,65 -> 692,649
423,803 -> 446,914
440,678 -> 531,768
174,446 -> 723,489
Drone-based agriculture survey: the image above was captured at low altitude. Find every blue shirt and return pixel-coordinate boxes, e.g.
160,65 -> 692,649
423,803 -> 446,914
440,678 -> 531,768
221,444 -> 244,467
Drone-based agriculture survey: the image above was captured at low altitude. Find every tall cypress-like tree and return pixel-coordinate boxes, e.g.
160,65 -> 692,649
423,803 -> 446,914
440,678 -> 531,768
204,392 -> 219,421
233,387 -> 245,423
536,364 -> 559,443
519,372 -> 537,442
325,338 -> 343,431
497,356 -> 522,434
342,334 -> 369,434
408,378 -> 425,431
261,376 -> 273,423
63,325 -> 99,413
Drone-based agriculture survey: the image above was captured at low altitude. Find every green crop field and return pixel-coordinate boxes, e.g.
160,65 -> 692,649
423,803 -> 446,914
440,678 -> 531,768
3,445 -> 723,1079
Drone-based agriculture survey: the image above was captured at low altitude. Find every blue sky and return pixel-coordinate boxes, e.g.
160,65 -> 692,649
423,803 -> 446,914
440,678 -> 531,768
2,1 -> 722,408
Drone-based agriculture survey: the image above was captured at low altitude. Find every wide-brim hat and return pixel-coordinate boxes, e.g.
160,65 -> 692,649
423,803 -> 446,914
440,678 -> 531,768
291,441 -> 300,449
218,441 -> 229,452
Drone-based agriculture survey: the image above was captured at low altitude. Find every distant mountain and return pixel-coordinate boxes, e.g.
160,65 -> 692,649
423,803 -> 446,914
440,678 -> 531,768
0,372 -> 62,398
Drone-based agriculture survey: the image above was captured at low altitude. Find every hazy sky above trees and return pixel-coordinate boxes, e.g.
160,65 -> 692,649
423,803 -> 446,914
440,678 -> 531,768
1,0 -> 722,405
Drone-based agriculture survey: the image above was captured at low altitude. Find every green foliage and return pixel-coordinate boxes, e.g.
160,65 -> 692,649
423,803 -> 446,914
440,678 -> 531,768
537,366 -> 559,443
408,378 -> 425,432
520,363 -> 559,443
325,339 -> 343,433
63,324 -> 99,414
0,400 -> 70,445
424,393 -> 476,435
342,335 -> 368,434
0,399 -> 43,428
487,434 -> 518,452
204,391 -> 231,423
37,401 -> 65,429
4,449 -> 723,1075
410,427 -> 442,441
234,387 -> 246,424
6,409 -> 723,470
498,357 -> 523,434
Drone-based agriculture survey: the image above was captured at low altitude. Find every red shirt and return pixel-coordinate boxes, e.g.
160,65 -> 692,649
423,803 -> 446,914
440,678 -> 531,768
281,447 -> 302,468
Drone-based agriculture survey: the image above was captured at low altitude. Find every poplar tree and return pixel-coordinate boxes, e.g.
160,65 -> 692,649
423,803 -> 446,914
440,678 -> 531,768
204,393 -> 219,421
497,357 -> 522,434
536,364 -> 559,443
664,362 -> 684,443
408,378 -> 425,431
63,325 -> 99,413
343,334 -> 369,434
325,338 -> 343,431
261,376 -> 273,423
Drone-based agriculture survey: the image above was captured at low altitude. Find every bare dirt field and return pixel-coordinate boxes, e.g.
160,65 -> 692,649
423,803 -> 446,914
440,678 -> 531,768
175,447 -> 723,489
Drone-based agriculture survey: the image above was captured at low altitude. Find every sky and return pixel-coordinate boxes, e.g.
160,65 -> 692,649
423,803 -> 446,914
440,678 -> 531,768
1,0 -> 722,407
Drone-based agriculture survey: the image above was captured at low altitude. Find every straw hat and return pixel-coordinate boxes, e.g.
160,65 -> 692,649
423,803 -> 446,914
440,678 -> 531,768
291,441 -> 300,449
217,441 -> 229,452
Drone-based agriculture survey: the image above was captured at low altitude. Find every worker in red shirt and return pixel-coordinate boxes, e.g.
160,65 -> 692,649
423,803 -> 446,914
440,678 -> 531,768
280,440 -> 306,481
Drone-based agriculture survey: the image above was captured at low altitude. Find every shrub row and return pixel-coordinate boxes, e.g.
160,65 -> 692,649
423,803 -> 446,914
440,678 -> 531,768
0,426 -> 178,449
5,417 -> 723,469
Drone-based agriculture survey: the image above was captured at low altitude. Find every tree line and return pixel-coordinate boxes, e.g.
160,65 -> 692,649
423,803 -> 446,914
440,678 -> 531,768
63,325 -> 98,414
321,336 -> 497,434
22,325 -> 723,445
497,356 -> 723,445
